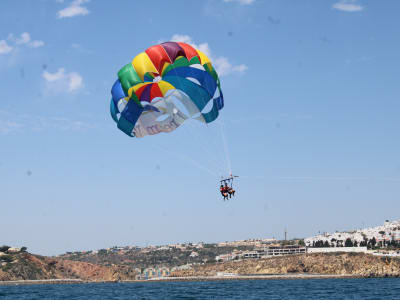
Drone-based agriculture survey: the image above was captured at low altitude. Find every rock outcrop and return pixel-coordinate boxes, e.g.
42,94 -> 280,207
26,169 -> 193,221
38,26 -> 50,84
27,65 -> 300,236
171,253 -> 400,278
0,252 -> 136,281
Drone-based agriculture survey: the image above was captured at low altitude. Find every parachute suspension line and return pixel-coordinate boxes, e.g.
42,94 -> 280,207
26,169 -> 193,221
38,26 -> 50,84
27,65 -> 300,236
182,121 -> 227,177
219,113 -> 232,176
166,60 -> 228,179
204,122 -> 228,178
177,123 -> 225,179
149,141 -> 218,177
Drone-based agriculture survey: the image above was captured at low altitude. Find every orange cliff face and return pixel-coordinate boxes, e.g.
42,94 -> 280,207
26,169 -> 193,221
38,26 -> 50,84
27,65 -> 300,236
0,252 -> 137,282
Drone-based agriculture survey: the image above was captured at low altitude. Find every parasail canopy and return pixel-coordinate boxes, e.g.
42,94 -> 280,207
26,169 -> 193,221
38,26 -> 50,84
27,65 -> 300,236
110,41 -> 224,138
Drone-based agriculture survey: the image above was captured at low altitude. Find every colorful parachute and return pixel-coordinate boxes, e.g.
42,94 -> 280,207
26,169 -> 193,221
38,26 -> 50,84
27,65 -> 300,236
110,42 -> 224,138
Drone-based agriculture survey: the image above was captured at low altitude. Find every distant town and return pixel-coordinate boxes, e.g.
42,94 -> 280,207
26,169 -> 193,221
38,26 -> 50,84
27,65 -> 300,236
2,219 -> 400,280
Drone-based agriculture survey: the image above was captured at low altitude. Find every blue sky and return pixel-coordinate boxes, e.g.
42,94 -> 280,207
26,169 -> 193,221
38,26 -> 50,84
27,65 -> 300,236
1,0 -> 399,255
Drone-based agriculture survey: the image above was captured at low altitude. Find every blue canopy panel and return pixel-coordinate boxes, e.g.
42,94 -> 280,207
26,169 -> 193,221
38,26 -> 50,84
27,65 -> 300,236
110,79 -> 144,137
109,97 -> 144,137
216,90 -> 224,110
110,98 -> 119,123
162,73 -> 223,124
119,98 -> 144,137
164,67 -> 217,99
111,79 -> 126,109
162,75 -> 211,112
202,98 -> 219,123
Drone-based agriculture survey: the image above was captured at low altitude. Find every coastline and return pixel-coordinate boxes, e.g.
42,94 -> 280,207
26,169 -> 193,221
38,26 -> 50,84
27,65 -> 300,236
0,274 -> 382,286
0,279 -> 84,286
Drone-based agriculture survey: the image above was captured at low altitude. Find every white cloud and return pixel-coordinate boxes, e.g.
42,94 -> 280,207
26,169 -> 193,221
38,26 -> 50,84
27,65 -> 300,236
29,40 -> 45,48
43,68 -> 65,81
68,72 -> 83,91
213,57 -> 248,76
42,68 -> 83,92
332,0 -> 363,12
57,0 -> 90,18
15,32 -> 31,45
1,32 -> 44,55
233,64 -> 248,72
223,0 -> 255,5
13,32 -> 45,48
170,34 -> 247,77
0,40 -> 13,54
70,43 -> 92,54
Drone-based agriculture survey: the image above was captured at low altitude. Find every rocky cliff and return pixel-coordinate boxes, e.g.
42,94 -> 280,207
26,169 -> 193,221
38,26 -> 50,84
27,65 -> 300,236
171,253 -> 400,278
0,252 -> 136,281
2,251 -> 400,281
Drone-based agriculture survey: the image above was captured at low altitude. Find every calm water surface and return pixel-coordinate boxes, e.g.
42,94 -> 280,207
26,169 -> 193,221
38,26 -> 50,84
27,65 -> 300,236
0,278 -> 400,299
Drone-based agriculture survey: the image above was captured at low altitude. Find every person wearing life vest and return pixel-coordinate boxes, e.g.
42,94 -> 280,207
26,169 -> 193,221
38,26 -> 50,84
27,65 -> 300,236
220,184 -> 229,201
227,186 -> 235,198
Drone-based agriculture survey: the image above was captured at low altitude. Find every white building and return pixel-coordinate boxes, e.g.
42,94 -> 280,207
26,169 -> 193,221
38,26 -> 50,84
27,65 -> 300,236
305,219 -> 400,247
189,251 -> 199,258
7,247 -> 21,253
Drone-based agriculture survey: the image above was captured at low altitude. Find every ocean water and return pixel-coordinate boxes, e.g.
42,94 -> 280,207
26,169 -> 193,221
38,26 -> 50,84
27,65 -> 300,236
0,278 -> 400,299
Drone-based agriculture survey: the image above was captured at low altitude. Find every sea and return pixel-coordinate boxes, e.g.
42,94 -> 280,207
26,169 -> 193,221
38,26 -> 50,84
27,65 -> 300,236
1,278 -> 400,299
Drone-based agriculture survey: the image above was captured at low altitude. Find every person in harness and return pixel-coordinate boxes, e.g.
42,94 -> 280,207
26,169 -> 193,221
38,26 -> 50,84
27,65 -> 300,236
220,184 -> 229,201
219,175 -> 238,200
227,185 -> 235,198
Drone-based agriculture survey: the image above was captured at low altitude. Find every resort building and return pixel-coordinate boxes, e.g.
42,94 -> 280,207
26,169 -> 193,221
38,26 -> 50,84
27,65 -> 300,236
305,219 -> 400,247
216,246 -> 306,262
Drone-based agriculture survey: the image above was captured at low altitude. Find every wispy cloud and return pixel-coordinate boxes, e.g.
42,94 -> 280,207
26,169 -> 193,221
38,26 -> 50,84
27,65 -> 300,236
223,0 -> 255,5
42,68 -> 83,93
0,119 -> 23,134
57,0 -> 90,18
70,43 -> 93,54
29,40 -> 45,48
15,32 -> 31,45
332,0 -> 363,12
169,34 -> 248,76
0,110 -> 94,135
0,40 -> 13,54
0,32 -> 44,55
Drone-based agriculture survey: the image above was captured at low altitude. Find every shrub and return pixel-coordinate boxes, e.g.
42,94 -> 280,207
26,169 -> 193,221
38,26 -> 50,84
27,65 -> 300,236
0,245 -> 10,252
0,254 -> 14,263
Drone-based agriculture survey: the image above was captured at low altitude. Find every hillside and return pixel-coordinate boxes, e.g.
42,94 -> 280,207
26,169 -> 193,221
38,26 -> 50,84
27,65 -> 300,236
171,253 -> 400,278
58,244 -> 254,268
0,251 -> 136,282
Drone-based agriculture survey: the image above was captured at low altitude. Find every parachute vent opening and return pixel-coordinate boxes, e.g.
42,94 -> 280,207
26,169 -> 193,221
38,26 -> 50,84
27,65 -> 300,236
117,99 -> 128,113
190,64 -> 206,71
201,98 -> 214,115
186,77 -> 202,86
212,88 -> 220,99
153,76 -> 162,83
